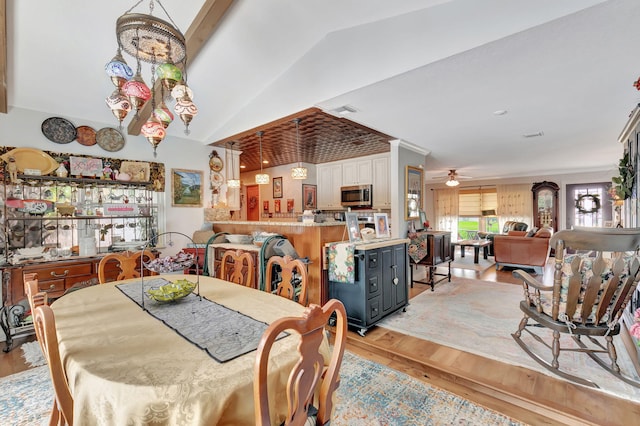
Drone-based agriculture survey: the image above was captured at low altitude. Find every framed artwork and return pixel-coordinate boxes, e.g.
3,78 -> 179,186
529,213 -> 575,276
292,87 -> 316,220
405,165 -> 424,220
303,184 -> 317,209
274,199 -> 281,213
287,199 -> 295,213
171,168 -> 203,207
273,176 -> 283,198
263,200 -> 269,212
345,212 -> 361,242
374,213 -> 390,238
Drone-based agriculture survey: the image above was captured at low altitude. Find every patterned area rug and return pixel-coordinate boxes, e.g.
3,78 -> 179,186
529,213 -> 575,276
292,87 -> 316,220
377,277 -> 640,401
1,348 -> 522,425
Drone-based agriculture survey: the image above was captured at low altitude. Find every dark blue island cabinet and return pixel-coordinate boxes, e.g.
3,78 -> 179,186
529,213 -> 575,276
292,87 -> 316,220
328,239 -> 409,336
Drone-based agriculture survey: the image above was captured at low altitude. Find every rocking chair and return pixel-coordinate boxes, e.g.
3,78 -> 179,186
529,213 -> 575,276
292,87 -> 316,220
512,227 -> 640,388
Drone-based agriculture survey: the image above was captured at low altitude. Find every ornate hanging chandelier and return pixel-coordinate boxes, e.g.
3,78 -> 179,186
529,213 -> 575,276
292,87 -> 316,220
104,0 -> 198,157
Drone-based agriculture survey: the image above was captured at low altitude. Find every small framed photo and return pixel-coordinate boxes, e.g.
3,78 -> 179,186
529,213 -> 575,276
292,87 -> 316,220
345,212 -> 361,242
302,184 -> 317,209
604,220 -> 614,228
273,176 -> 283,198
274,199 -> 281,213
287,199 -> 295,213
374,213 -> 390,238
263,200 -> 269,212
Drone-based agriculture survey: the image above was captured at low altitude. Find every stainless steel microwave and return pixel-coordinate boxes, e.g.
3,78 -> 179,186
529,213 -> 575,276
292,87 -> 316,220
340,184 -> 373,207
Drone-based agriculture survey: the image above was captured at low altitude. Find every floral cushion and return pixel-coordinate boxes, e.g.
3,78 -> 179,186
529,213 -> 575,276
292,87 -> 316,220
539,253 -> 636,325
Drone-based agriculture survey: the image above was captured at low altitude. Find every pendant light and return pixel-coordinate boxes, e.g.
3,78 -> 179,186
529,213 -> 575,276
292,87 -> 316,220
291,118 -> 307,180
227,141 -> 240,188
255,131 -> 270,184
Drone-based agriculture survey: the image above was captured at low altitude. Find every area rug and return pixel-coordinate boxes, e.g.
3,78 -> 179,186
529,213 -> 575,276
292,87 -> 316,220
449,255 -> 495,272
1,349 -> 523,426
377,277 -> 640,402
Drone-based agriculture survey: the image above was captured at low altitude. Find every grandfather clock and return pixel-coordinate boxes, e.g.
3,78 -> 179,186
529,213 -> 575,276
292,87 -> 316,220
532,181 -> 559,232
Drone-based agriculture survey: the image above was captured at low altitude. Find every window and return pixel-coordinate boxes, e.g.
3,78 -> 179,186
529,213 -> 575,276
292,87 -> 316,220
458,188 -> 497,239
566,182 -> 612,229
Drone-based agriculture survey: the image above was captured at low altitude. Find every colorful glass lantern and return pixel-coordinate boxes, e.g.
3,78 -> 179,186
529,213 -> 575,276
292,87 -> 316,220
105,90 -> 132,127
174,95 -> 198,135
171,83 -> 193,101
122,74 -> 151,112
153,101 -> 174,128
141,117 -> 167,157
105,52 -> 133,89
155,63 -> 182,91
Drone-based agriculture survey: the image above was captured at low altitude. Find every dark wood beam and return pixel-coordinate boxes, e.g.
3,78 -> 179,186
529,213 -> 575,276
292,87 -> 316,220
127,0 -> 236,136
0,0 -> 7,113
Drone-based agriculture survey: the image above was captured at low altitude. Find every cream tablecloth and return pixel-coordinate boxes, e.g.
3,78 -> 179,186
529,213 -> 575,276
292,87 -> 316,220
51,274 -> 328,425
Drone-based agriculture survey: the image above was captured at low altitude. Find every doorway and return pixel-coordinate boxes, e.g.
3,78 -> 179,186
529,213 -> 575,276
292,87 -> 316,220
246,185 -> 260,221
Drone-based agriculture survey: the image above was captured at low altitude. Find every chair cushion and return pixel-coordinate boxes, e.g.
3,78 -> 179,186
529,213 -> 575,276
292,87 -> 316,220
539,253 -> 636,324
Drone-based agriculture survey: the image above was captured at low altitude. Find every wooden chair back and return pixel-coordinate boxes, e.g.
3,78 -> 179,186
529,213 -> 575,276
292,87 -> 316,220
265,255 -> 308,306
254,299 -> 347,426
23,272 -> 48,314
33,305 -> 74,425
220,249 -> 254,287
97,250 -> 156,284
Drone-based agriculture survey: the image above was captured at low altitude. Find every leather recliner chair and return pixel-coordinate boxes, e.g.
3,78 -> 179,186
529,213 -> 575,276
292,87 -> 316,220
478,221 -> 529,256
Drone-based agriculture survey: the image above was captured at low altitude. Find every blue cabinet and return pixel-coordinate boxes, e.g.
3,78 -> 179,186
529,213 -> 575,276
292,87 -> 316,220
329,241 -> 408,336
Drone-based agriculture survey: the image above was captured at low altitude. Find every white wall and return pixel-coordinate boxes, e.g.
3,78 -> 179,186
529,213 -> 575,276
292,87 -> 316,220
0,107 -> 212,248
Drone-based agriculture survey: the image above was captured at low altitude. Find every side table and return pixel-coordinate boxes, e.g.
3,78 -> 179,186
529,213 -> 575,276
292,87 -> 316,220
407,230 -> 453,291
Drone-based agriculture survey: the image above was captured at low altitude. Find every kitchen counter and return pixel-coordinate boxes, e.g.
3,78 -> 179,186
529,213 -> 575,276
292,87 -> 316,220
212,220 -> 346,227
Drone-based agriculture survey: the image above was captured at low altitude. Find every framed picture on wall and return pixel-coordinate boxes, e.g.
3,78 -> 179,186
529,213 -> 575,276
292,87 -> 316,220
273,176 -> 283,198
287,199 -> 295,212
405,165 -> 423,220
263,200 -> 269,212
302,184 -> 317,209
171,168 -> 203,207
274,199 -> 281,213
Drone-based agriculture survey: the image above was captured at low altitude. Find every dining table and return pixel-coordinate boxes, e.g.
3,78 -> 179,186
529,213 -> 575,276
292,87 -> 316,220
51,274 -> 330,425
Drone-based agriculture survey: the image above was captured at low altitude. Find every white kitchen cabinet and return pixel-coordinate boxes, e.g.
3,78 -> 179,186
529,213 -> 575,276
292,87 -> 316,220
342,159 -> 372,185
372,156 -> 390,208
317,164 -> 342,208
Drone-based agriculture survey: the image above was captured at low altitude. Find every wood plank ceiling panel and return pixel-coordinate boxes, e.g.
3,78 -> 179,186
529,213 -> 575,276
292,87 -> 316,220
210,107 -> 393,172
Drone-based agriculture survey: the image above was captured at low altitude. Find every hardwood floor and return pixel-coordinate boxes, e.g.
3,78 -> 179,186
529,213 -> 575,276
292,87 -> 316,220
2,256 -> 639,425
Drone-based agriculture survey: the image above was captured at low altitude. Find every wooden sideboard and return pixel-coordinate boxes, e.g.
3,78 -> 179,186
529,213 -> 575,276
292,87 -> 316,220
407,230 -> 453,291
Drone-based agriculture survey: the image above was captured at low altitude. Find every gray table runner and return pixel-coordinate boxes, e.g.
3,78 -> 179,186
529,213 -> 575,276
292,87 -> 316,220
116,278 -> 281,363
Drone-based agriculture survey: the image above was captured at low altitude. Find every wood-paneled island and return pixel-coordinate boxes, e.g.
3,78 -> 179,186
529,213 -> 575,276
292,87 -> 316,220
210,221 -> 346,305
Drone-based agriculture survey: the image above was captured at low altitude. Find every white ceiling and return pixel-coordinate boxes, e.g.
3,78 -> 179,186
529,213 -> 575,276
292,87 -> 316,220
6,0 -> 640,182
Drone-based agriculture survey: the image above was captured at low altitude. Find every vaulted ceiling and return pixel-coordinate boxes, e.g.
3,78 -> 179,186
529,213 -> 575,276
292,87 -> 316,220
3,0 -> 640,182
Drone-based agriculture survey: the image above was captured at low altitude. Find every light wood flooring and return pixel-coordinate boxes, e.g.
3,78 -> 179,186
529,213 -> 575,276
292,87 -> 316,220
2,256 -> 639,425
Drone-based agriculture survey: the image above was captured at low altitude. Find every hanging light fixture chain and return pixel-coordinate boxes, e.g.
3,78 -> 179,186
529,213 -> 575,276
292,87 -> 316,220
124,0 -> 145,15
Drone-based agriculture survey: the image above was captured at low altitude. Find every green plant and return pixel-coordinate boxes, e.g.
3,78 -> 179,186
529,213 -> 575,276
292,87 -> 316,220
611,152 -> 635,200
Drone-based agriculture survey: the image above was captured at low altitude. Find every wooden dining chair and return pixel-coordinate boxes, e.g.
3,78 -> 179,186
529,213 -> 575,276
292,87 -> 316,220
254,299 -> 347,426
33,305 -> 74,426
97,250 -> 156,284
220,249 -> 254,287
265,255 -> 308,306
23,272 -> 48,315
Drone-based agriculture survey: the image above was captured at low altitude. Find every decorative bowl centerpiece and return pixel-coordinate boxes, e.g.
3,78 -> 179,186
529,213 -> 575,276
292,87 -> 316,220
252,231 -> 277,247
143,251 -> 194,273
146,279 -> 195,303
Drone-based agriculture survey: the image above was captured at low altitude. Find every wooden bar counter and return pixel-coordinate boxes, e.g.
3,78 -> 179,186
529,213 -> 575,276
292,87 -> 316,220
210,221 -> 346,306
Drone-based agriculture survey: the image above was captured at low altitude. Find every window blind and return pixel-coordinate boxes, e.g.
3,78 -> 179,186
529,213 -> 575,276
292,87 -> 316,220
458,188 -> 497,216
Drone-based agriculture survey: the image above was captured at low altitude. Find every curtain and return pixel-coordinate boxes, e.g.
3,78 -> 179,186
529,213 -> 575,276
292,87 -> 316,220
496,184 -> 533,228
434,188 -> 459,237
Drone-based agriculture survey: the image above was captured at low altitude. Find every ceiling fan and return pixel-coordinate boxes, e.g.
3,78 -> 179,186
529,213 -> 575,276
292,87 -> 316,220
431,169 -> 471,187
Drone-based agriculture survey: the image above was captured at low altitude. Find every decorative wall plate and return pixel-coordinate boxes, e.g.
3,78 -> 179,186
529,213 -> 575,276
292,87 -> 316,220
76,125 -> 97,146
0,148 -> 60,174
210,171 -> 223,187
96,127 -> 125,152
41,117 -> 77,144
209,154 -> 223,172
